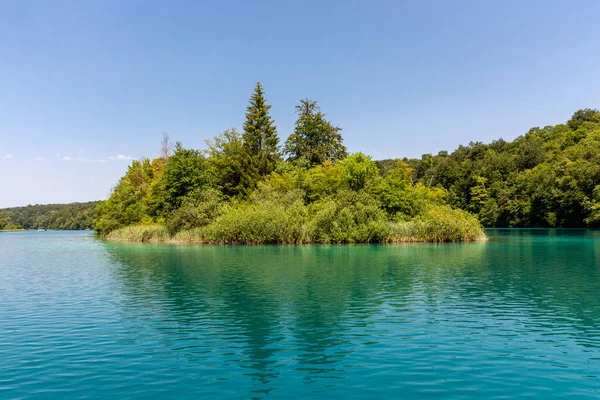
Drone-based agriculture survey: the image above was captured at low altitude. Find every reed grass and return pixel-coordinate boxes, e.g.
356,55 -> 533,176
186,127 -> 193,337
105,225 -> 170,243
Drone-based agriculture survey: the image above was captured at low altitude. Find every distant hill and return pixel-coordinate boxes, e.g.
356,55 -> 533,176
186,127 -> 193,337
397,108 -> 600,227
0,201 -> 101,230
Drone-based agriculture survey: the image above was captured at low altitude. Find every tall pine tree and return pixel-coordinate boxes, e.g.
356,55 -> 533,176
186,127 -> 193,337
242,82 -> 280,177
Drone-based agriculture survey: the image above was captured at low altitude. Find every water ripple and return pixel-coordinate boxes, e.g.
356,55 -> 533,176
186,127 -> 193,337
0,230 -> 600,398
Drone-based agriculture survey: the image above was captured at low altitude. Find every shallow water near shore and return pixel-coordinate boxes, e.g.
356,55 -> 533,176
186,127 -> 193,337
1,229 -> 599,399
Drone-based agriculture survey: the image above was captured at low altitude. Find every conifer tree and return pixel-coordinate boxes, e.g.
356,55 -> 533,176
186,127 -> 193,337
242,82 -> 280,177
283,99 -> 347,166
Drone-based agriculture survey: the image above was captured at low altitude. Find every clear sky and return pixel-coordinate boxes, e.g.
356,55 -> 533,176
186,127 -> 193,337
1,0 -> 599,208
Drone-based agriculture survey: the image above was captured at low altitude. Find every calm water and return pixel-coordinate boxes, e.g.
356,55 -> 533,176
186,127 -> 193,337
1,230 -> 599,399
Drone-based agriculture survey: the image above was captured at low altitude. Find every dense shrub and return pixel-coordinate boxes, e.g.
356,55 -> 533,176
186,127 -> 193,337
165,188 -> 225,234
306,191 -> 389,243
387,205 -> 485,242
202,190 -> 308,244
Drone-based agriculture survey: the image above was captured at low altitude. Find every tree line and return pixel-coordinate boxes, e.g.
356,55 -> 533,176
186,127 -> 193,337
94,82 -> 483,243
0,202 -> 99,230
394,108 -> 600,227
5,85 -> 598,235
0,211 -> 22,231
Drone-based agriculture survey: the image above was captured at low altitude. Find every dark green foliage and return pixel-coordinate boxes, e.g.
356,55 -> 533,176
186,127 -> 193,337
242,82 -> 281,178
283,99 -> 347,166
206,128 -> 247,197
159,143 -> 215,210
567,108 -> 600,130
407,108 -> 600,227
1,202 -> 97,230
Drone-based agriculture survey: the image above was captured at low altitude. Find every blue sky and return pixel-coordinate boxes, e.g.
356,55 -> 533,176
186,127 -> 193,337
1,0 -> 599,208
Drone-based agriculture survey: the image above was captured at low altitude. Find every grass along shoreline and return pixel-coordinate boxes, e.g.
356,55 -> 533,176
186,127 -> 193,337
104,207 -> 487,244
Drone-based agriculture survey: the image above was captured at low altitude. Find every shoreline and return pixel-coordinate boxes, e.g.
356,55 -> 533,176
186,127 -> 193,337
102,225 -> 488,245
105,237 -> 489,245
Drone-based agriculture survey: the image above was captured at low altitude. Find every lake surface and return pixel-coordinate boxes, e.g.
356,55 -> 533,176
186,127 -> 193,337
1,230 -> 599,399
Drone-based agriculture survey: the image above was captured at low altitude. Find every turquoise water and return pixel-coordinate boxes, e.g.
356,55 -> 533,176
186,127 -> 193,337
1,230 -> 599,399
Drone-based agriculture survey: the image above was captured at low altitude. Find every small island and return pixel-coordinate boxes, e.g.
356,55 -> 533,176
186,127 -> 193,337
94,83 -> 484,244
93,84 -> 600,244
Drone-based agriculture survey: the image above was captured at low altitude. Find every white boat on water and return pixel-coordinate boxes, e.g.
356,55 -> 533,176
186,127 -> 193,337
37,227 -> 46,232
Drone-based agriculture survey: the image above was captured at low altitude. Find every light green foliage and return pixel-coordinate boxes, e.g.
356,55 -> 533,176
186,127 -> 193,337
283,99 -> 347,166
202,189 -> 308,244
373,159 -> 415,217
106,225 -> 170,242
469,176 -> 488,213
340,152 -> 379,191
479,198 -> 500,227
388,205 -> 484,242
298,162 -> 346,202
0,210 -> 23,230
306,190 -> 389,243
94,158 -> 165,235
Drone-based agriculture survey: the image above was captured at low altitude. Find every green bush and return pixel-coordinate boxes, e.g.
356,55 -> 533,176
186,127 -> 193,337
306,190 -> 389,243
165,188 -> 225,234
387,205 -> 485,242
203,190 -> 308,244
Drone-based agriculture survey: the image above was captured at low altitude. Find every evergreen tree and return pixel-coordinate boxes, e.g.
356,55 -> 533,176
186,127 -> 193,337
283,99 -> 347,166
242,82 -> 280,177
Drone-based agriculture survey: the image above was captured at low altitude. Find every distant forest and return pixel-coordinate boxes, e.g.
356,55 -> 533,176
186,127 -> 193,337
0,202 -> 99,230
385,108 -> 600,228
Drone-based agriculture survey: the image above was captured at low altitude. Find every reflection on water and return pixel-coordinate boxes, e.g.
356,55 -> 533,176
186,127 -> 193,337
0,230 -> 599,398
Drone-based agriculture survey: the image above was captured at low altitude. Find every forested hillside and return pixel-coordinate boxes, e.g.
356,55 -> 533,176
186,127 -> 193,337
397,108 -> 600,227
1,202 -> 99,230
94,83 -> 484,243
0,211 -> 22,231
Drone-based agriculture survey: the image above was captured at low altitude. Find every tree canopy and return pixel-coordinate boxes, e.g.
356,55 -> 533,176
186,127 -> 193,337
406,108 -> 600,227
0,202 -> 98,230
283,99 -> 347,166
